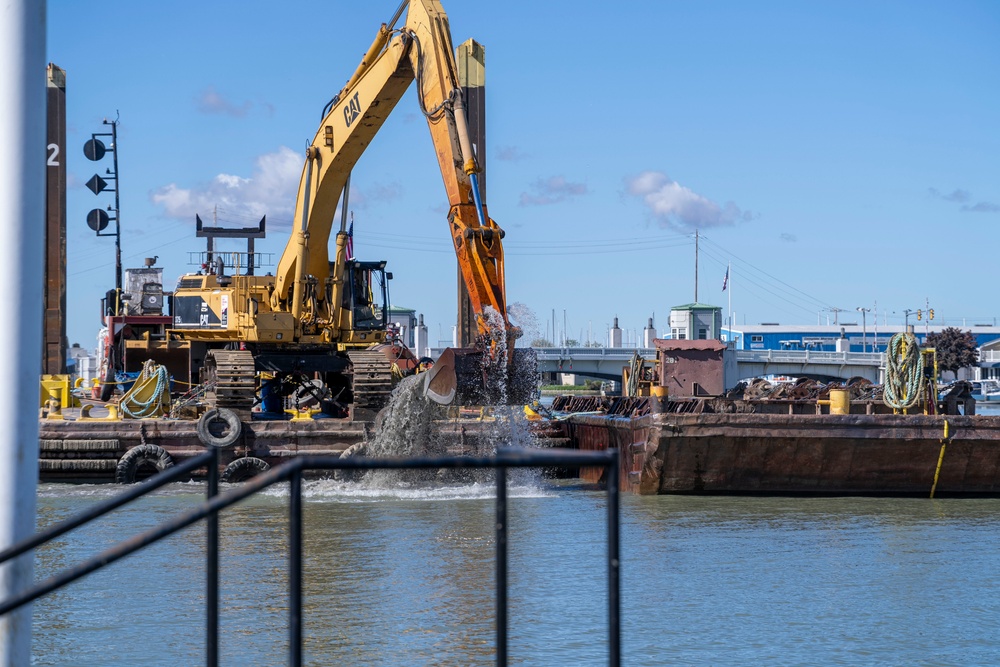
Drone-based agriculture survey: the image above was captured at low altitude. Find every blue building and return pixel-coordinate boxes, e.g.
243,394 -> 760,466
719,323 -> 1000,382
722,323 -> 1000,354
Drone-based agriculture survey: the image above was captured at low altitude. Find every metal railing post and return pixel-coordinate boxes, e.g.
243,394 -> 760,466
206,446 -> 219,667
289,468 -> 303,667
607,448 -> 620,667
495,465 -> 508,666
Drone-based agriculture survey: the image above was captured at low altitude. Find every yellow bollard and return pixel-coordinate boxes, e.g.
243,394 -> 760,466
79,403 -> 121,421
285,407 -> 321,421
651,385 -> 669,414
45,386 -> 64,420
818,389 -> 850,415
828,389 -> 850,415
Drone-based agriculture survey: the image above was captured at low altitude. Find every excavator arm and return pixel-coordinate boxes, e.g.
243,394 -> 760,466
271,0 -> 512,351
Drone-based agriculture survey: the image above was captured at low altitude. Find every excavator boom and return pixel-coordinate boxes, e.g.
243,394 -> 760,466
270,0 -> 532,404
273,0 -> 508,336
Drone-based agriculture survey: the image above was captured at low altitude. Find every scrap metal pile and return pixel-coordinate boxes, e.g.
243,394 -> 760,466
725,377 -> 883,402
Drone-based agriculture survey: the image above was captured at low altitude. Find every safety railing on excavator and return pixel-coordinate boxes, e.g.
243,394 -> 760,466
0,446 -> 621,667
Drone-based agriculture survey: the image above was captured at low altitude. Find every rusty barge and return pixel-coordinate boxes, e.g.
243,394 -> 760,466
38,394 -> 1000,498
567,409 -> 1000,497
545,336 -> 998,497
37,405 -> 562,484
40,335 -> 993,496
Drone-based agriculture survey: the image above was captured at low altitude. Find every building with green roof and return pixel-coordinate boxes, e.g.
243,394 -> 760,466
669,303 -> 722,341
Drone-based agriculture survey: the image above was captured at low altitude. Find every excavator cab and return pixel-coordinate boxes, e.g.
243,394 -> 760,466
345,260 -> 389,332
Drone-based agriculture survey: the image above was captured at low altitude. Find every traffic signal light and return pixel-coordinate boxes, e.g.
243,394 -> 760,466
929,309 -> 934,320
917,309 -> 922,321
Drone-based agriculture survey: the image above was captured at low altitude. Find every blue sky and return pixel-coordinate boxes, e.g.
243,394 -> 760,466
48,0 -> 999,350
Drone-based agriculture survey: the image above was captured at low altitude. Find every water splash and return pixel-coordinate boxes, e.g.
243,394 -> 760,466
339,311 -> 542,490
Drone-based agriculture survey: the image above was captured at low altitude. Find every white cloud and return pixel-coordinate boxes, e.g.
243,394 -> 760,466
496,145 -> 528,162
626,171 -> 752,230
928,187 -> 971,203
518,176 -> 588,206
962,201 -> 1000,213
929,186 -> 999,214
151,147 -> 301,225
197,86 -> 253,117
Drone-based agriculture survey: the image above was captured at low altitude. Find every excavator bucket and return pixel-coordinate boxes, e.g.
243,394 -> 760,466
422,347 -> 537,407
423,347 -> 458,405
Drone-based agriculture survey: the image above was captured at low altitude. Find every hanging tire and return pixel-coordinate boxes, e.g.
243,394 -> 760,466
221,457 -> 270,483
115,444 -> 174,484
197,408 -> 243,449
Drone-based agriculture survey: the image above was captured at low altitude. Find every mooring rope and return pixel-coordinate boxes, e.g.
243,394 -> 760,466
883,332 -> 924,410
120,359 -> 171,418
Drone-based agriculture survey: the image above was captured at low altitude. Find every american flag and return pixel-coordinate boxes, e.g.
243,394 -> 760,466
346,217 -> 354,260
722,266 -> 729,291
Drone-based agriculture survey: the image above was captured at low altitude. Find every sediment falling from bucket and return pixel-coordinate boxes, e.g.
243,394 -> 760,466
354,309 -> 539,488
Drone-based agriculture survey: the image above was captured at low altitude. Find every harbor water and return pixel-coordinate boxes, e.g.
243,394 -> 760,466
31,477 -> 1000,666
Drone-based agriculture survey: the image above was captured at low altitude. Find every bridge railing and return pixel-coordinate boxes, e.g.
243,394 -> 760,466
432,346 -> 891,367
532,347 -> 656,360
429,346 -> 656,361
734,350 -> 885,365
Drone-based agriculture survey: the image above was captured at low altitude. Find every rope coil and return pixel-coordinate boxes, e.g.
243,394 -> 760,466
883,332 -> 924,410
119,359 -> 171,419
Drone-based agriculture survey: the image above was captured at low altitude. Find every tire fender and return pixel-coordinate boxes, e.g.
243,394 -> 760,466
221,456 -> 271,483
197,408 -> 243,448
115,444 -> 174,484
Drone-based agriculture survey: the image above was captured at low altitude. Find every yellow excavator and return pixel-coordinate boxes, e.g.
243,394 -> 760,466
135,0 -> 534,419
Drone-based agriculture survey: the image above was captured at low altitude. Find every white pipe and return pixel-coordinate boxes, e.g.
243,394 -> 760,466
0,1 -> 45,661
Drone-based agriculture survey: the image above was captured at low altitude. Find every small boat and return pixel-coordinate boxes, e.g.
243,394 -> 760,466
971,379 -> 1000,402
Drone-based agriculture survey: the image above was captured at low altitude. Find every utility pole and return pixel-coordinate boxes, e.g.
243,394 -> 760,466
828,307 -> 845,326
857,306 -> 871,352
694,229 -> 699,303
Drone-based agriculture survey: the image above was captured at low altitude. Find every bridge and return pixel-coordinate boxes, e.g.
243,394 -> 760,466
731,349 -> 884,383
523,347 -> 886,384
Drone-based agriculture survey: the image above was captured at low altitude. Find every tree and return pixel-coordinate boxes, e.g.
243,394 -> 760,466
530,338 -> 553,347
925,327 -> 979,374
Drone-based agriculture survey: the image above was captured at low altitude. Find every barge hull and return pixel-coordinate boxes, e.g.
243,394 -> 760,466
571,413 -> 1000,497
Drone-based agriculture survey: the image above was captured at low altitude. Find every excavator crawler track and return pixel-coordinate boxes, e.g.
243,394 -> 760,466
205,349 -> 256,420
347,350 -> 393,422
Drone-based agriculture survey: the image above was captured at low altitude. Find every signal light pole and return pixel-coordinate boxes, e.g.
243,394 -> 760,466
84,115 -> 122,302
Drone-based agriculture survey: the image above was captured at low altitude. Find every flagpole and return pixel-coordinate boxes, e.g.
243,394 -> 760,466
727,262 -> 732,332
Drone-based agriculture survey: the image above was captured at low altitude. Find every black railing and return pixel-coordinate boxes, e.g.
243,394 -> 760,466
1,447 -> 620,666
